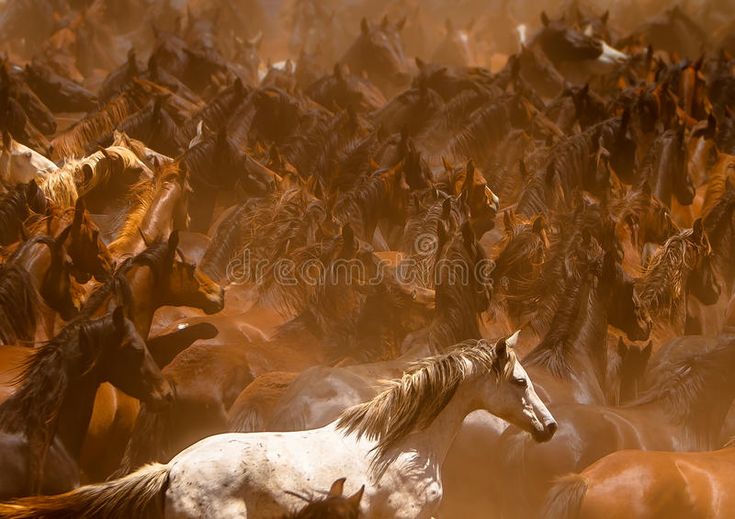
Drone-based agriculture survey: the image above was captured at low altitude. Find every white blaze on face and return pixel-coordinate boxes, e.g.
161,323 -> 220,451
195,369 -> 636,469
515,24 -> 528,47
597,40 -> 628,65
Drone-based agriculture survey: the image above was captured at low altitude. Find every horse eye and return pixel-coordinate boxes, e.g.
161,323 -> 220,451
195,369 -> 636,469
513,378 -> 528,388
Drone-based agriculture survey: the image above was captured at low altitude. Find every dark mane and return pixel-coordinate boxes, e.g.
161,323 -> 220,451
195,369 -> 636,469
0,315 -> 116,488
628,340 -> 735,431
0,182 -> 47,245
79,263 -> 134,318
49,84 -> 150,159
332,168 -> 393,239
0,263 -> 39,344
400,192 -> 461,288
427,224 -> 489,351
523,246 -> 599,377
703,183 -> 735,239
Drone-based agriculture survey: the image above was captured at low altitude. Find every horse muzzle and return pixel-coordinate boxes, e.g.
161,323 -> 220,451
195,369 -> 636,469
532,419 -> 558,443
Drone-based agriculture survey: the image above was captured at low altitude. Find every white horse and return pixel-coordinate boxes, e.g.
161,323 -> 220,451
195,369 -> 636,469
0,333 -> 557,518
0,131 -> 58,185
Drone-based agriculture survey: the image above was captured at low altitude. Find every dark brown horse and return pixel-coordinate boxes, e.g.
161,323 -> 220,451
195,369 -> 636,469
0,308 -> 172,499
284,478 -> 364,519
340,17 -> 411,96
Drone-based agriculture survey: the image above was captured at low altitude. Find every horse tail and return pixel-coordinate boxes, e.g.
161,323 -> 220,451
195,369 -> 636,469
0,463 -> 169,519
542,473 -> 589,519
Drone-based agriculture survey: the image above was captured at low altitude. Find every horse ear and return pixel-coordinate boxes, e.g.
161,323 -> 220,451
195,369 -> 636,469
347,485 -> 365,508
112,306 -> 126,331
396,16 -> 406,31
619,107 -> 631,138
617,336 -> 627,357
340,224 -> 355,255
26,179 -> 41,201
73,198 -> 86,226
461,160 -> 475,195
540,11 -> 550,26
691,218 -> 705,244
601,10 -> 609,25
639,179 -> 651,197
381,15 -> 389,30
360,17 -> 369,35
1,129 -> 10,150
249,31 -> 263,49
706,113 -> 717,138
327,478 -> 346,498
460,221 -> 475,250
436,220 -> 448,257
505,330 -> 520,349
444,18 -> 454,34
168,230 -> 180,254
415,57 -> 426,71
441,197 -> 452,221
532,215 -> 545,234
503,209 -> 512,232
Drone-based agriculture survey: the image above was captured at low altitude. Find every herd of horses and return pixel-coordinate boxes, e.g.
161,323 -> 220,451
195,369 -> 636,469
0,0 -> 732,517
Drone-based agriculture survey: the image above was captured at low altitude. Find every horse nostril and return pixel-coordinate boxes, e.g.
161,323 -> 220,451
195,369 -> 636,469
546,421 -> 558,436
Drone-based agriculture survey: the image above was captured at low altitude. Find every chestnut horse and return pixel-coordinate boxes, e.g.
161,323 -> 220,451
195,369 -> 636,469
544,445 -> 735,519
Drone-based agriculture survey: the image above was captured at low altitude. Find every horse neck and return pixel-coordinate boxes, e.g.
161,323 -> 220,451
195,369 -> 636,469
54,358 -> 104,460
139,182 -> 182,244
529,270 -> 608,403
386,377 -> 479,467
14,241 -> 53,290
428,283 -> 481,352
124,264 -> 158,336
569,273 -> 610,400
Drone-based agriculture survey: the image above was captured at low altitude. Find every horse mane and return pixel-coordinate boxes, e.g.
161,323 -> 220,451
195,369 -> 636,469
79,263 -> 134,317
0,182 -> 47,243
701,154 -> 735,219
449,96 -> 513,163
332,167 -> 393,237
426,225 -> 487,351
0,315 -> 113,488
628,340 -> 735,427
337,338 -> 516,459
528,204 -> 606,335
523,242 -> 602,378
260,230 -> 358,319
490,217 -> 547,303
200,202 -> 258,281
50,84 -> 150,159
400,191 -> 460,288
704,179 -> 735,238
38,165 -> 80,207
110,162 -> 184,250
635,228 -> 701,319
0,262 -> 39,344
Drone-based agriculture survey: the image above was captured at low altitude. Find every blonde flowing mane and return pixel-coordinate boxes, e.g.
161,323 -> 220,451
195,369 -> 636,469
337,338 -> 516,459
38,166 -> 79,207
109,162 -> 186,251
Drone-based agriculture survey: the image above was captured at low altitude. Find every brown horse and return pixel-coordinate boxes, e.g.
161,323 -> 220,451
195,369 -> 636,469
0,180 -> 47,246
72,231 -> 224,481
544,445 -> 735,519
0,307 -> 172,499
494,335 -> 735,517
284,478 -> 364,519
108,162 -> 191,257
340,17 -> 411,96
227,220 -> 491,433
635,219 -> 720,336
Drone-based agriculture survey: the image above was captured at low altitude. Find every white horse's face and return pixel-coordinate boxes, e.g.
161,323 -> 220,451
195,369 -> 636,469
482,353 -> 557,443
3,142 -> 56,183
